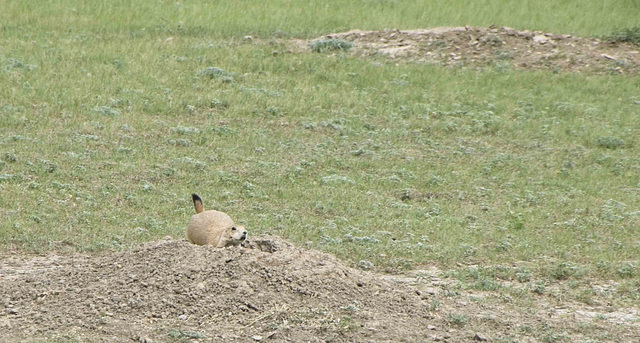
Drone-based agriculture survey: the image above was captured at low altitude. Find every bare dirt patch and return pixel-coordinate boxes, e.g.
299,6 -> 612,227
1,236 -> 638,342
0,237 -> 441,342
316,26 -> 640,74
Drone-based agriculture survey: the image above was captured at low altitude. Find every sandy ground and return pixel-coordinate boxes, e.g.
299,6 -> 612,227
1,236 -> 638,342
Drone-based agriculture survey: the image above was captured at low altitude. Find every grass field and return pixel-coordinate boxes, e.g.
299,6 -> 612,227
1,0 -> 639,310
2,0 -> 640,37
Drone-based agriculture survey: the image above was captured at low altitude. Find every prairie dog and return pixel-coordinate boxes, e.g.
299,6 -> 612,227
186,194 -> 247,247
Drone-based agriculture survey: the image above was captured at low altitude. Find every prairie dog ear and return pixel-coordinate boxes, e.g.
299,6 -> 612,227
192,193 -> 204,214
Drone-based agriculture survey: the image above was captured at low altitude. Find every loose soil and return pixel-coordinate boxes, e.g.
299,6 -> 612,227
314,26 -> 640,74
1,236 -> 638,342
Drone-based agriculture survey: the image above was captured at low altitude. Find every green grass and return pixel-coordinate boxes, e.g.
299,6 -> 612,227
1,0 -> 639,38
605,25 -> 640,44
1,0 -> 639,302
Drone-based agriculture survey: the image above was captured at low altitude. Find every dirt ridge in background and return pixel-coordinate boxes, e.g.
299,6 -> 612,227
316,26 -> 640,74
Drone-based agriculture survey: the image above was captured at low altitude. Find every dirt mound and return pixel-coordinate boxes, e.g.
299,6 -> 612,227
319,26 -> 640,74
2,236 -> 638,342
0,236 -> 439,342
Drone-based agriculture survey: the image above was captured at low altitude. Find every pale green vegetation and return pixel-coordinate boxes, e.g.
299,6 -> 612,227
1,0 -> 639,309
606,25 -> 640,44
2,0 -> 639,37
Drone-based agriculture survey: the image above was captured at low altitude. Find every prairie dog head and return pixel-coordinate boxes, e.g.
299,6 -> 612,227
227,225 -> 248,246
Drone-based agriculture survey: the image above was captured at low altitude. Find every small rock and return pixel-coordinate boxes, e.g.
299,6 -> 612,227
178,314 -> 187,320
379,46 -> 412,58
7,308 -> 18,315
474,332 -> 489,341
252,335 -> 263,341
244,36 -> 253,40
138,336 -> 154,343
517,30 -> 533,38
427,325 -> 437,330
601,54 -> 616,60
533,35 -> 548,44
424,288 -> 438,295
503,28 -> 517,36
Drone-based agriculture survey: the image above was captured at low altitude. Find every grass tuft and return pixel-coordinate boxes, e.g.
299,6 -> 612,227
596,136 -> 626,149
168,329 -> 205,339
605,26 -> 640,44
196,67 -> 233,79
309,39 -> 354,53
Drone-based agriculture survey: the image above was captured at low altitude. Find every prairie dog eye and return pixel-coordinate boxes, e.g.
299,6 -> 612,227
231,227 -> 237,231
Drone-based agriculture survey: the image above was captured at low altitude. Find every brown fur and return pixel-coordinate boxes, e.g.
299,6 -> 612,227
186,194 -> 247,247
193,196 -> 204,214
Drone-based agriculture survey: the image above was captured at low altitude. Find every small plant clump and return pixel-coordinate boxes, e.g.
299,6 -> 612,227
597,136 -> 625,149
309,39 -> 354,53
606,26 -> 640,44
357,260 -> 374,270
196,66 -> 233,80
617,262 -> 636,278
168,329 -> 205,339
93,106 -> 120,116
447,313 -> 469,327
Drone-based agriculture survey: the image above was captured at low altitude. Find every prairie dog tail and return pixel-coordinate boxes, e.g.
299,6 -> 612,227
192,193 -> 204,214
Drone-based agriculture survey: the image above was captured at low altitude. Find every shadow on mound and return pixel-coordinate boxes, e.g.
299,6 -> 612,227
0,236 -> 442,343
242,236 -> 289,253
